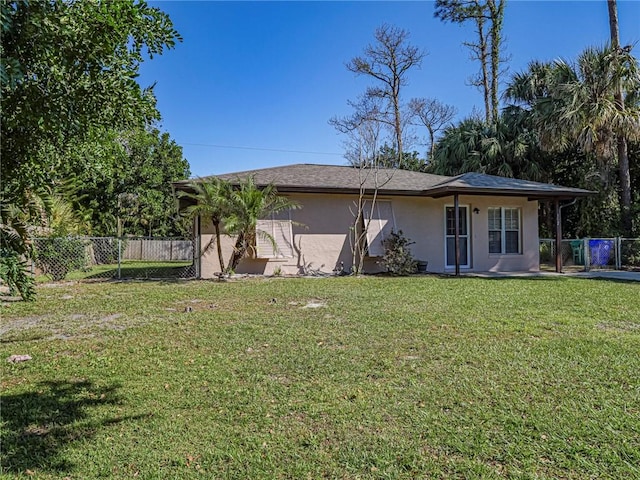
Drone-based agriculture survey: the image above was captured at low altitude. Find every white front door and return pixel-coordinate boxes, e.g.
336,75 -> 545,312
445,206 -> 470,268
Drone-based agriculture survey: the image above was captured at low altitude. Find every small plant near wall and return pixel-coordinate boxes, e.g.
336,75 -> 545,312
380,230 -> 417,275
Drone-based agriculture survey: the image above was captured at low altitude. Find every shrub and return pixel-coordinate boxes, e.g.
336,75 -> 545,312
539,241 -> 553,263
380,230 -> 417,275
0,248 -> 35,301
35,237 -> 88,280
621,240 -> 640,268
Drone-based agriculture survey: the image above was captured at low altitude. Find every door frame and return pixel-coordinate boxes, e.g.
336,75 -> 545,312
444,204 -> 471,269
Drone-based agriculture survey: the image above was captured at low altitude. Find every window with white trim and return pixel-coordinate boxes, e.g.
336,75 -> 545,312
488,207 -> 521,254
256,211 -> 294,259
362,200 -> 395,257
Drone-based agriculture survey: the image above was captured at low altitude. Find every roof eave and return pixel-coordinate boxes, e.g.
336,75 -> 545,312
425,186 -> 595,199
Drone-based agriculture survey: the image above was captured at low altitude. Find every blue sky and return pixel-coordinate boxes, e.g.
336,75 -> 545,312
140,1 -> 640,177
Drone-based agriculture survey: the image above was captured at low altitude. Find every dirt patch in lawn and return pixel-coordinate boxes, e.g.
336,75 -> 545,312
1,312 -> 136,342
597,321 -> 640,333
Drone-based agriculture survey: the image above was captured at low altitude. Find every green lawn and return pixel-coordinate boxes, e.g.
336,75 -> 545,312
2,276 -> 639,479
35,260 -> 194,283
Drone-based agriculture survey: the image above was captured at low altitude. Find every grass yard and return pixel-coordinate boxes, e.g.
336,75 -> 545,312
35,260 -> 195,283
1,276 -> 639,479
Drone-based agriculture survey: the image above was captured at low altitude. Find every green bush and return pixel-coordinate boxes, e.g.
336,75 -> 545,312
539,241 -> 553,263
91,237 -> 118,264
621,240 -> 640,268
0,248 -> 35,301
35,237 -> 88,280
380,230 -> 417,275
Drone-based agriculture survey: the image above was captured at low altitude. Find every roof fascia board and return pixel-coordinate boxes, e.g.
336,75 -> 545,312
425,187 -> 594,199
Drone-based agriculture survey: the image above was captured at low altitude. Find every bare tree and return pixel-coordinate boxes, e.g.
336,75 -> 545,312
348,121 -> 386,274
330,95 -> 389,167
330,98 -> 396,274
409,97 -> 457,160
346,24 -> 426,168
434,0 -> 506,123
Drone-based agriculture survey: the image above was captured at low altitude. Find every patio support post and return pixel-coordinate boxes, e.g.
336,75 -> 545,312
555,198 -> 562,273
454,194 -> 460,276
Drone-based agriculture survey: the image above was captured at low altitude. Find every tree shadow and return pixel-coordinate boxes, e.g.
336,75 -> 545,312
1,379 -> 147,475
81,263 -> 195,280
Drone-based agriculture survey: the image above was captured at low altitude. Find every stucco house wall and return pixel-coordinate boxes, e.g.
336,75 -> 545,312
197,192 -> 539,277
176,163 -> 591,278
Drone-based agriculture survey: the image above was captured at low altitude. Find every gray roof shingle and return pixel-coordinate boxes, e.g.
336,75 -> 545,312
174,163 -> 594,199
176,164 -> 450,195
427,172 -> 594,198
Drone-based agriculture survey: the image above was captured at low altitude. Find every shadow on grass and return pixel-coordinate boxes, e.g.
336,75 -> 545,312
81,264 -> 196,280
428,273 -> 563,281
569,276 -> 640,284
1,379 -> 147,475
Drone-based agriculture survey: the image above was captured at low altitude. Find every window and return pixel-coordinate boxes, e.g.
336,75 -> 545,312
488,207 -> 521,254
362,200 -> 395,257
256,212 -> 294,259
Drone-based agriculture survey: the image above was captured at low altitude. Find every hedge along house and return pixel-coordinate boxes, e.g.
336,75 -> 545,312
173,164 -> 593,278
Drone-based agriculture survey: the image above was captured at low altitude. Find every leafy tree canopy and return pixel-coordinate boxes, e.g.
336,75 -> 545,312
65,127 -> 191,237
1,0 -> 181,189
1,1 -> 185,299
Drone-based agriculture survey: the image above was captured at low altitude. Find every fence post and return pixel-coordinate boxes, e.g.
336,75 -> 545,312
117,238 -> 122,279
583,238 -> 590,272
616,237 -> 622,270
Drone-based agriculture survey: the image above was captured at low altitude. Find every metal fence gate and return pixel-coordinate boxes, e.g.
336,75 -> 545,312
32,237 -> 196,281
539,237 -> 640,272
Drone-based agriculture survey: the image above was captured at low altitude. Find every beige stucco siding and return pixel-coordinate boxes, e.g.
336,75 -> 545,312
461,196 -> 539,272
198,194 -> 357,276
198,219 -> 237,278
196,193 -> 540,277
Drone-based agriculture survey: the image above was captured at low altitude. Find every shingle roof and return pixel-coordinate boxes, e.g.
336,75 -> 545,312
175,164 -> 451,195
173,163 -> 594,199
427,172 -> 594,199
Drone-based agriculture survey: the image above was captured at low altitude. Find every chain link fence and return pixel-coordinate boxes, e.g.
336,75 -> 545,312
540,237 -> 640,272
32,237 -> 196,281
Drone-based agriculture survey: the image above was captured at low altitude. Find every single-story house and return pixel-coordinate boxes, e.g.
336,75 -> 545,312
173,164 -> 592,277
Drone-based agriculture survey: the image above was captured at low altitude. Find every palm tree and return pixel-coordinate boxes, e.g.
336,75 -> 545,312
224,177 -> 299,272
0,187 -> 50,300
177,177 -> 232,273
506,45 -> 640,234
430,115 -> 542,181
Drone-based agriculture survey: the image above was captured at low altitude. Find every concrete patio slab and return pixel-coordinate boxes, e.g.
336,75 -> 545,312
464,270 -> 640,282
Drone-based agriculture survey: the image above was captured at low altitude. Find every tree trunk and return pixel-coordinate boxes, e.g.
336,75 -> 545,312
607,0 -> 632,235
393,89 -> 403,168
427,125 -> 435,161
617,137 -> 632,234
228,232 -> 246,273
608,0 -> 620,50
476,15 -> 491,124
488,0 -> 504,124
213,220 -> 225,273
